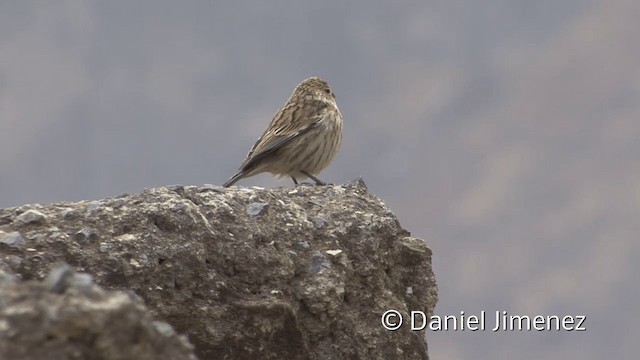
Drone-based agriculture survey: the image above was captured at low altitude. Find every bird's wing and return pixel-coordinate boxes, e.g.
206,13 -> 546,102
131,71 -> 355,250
239,106 -> 326,172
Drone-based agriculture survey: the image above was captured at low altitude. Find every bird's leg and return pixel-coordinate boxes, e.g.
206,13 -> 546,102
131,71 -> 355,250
291,177 -> 299,186
301,171 -> 326,186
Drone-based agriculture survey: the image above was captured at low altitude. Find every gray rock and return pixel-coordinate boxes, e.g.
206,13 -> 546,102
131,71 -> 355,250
296,241 -> 311,250
0,231 -> 26,249
313,216 -> 327,228
200,184 -> 224,192
85,200 -> 106,216
347,176 -> 368,191
45,264 -> 97,295
16,209 -> 46,224
152,320 -> 176,337
70,272 -> 96,294
0,183 -> 437,360
0,266 -> 196,360
246,202 -> 269,217
309,252 -> 331,274
0,269 -> 17,286
46,263 -> 75,293
406,286 -> 414,296
74,228 -> 98,243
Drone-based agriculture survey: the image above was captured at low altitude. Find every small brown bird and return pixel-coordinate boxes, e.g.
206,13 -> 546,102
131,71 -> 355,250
223,77 -> 343,187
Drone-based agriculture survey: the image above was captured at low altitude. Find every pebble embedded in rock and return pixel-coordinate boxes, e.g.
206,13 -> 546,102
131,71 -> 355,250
70,272 -> 96,294
85,201 -> 105,216
246,202 -> 268,217
309,252 -> 331,274
46,264 -> 96,294
167,185 -> 185,192
61,208 -> 77,219
406,287 -> 414,296
200,184 -> 224,192
75,228 -> 98,243
153,321 -> 177,337
16,209 -> 47,224
313,217 -> 327,229
0,269 -> 17,286
347,176 -> 367,191
47,264 -> 75,293
0,231 -> 26,249
99,242 -> 110,252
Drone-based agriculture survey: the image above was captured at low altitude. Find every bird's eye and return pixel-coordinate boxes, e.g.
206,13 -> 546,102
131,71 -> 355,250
324,89 -> 331,95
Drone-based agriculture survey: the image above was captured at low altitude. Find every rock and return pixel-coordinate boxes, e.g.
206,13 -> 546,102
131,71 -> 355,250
46,263 -> 97,295
309,251 -> 332,274
46,263 -> 75,293
313,216 -> 327,228
0,264 -> 196,360
0,183 -> 437,359
0,231 -> 26,249
74,227 -> 99,243
246,202 -> 269,217
16,209 -> 47,224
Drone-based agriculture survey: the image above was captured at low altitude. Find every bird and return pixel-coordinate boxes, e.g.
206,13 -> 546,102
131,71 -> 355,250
223,76 -> 343,187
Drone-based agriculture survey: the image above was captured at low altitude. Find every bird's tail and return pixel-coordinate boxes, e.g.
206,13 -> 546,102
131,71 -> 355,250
222,171 -> 246,187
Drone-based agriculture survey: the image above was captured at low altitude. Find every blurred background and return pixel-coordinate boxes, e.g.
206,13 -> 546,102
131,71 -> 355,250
1,1 -> 637,358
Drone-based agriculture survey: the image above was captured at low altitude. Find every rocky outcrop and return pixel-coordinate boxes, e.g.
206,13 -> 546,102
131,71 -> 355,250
0,265 -> 197,360
0,180 -> 437,359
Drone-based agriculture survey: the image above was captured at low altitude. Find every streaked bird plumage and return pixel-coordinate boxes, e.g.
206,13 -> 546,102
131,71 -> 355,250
223,77 -> 343,187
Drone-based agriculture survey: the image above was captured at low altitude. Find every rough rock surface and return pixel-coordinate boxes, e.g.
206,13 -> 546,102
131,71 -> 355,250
0,265 -> 197,360
0,179 -> 437,359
